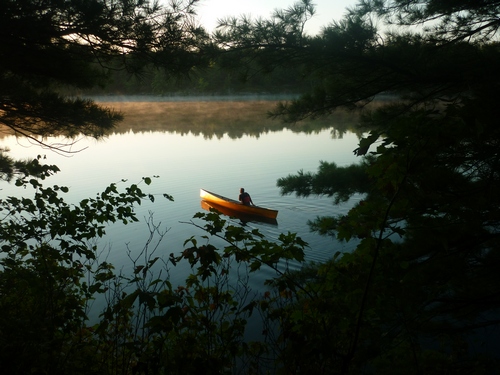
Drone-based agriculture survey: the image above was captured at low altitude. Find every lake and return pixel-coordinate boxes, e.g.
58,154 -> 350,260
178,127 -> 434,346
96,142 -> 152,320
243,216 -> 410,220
1,98 -> 362,288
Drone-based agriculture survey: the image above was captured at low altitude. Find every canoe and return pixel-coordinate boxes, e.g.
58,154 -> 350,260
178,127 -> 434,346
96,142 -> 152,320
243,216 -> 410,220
200,189 -> 278,219
200,200 -> 278,225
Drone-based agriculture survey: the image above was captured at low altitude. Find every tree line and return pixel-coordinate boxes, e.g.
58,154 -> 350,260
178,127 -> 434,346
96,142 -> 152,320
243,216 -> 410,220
78,58 -> 315,96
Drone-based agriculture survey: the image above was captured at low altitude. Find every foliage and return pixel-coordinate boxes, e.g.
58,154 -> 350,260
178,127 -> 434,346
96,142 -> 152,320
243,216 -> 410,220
0,175 -> 310,374
0,176 -> 170,373
3,0 -> 500,374
216,0 -> 500,373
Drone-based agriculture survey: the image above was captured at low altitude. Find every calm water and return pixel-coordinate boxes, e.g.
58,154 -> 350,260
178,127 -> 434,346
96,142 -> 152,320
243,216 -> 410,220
1,100 -> 362,287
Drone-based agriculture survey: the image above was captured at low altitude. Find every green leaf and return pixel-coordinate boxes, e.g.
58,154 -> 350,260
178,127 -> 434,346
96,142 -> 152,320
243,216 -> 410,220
120,290 -> 139,309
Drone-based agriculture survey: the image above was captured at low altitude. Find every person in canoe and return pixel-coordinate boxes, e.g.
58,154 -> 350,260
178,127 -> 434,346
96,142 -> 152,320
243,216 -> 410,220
239,188 -> 254,206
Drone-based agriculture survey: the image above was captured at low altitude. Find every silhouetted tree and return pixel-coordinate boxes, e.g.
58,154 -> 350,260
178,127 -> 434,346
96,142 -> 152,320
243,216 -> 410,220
0,0 -> 209,180
217,0 -> 500,372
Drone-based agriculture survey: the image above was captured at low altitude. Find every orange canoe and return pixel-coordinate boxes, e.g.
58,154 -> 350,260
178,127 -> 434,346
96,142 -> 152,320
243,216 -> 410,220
200,189 -> 278,220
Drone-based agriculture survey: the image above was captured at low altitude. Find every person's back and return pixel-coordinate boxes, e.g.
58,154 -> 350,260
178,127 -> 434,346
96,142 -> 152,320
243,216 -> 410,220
241,192 -> 251,205
239,188 -> 253,205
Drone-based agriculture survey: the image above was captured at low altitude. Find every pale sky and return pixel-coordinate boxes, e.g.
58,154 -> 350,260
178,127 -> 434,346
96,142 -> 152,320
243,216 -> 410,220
196,0 -> 358,35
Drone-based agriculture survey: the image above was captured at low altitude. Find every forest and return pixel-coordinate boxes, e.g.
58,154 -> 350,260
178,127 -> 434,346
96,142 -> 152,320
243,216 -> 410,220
78,57 -> 315,96
1,0 -> 500,374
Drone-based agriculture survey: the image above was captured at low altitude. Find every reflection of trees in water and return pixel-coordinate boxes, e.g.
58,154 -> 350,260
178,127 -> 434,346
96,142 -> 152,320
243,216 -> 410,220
0,99 -> 364,140
102,100 -> 361,139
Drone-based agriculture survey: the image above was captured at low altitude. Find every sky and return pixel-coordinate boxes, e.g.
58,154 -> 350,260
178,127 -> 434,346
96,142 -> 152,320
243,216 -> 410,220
196,0 -> 357,35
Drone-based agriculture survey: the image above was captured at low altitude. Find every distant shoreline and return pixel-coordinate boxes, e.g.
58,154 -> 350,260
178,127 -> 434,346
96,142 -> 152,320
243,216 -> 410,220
84,92 -> 398,103
87,93 -> 299,103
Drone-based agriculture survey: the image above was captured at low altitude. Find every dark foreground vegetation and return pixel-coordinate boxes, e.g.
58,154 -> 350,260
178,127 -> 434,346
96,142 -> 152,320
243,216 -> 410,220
1,0 -> 500,374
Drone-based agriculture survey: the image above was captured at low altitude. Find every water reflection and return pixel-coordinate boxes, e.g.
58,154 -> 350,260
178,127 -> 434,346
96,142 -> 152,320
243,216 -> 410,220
97,99 -> 360,139
0,99 -> 361,141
